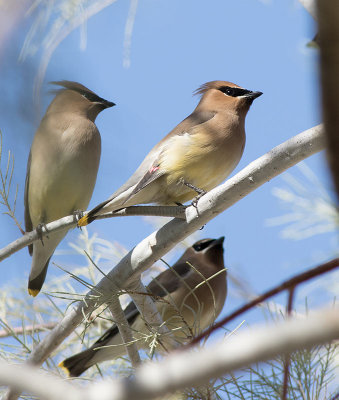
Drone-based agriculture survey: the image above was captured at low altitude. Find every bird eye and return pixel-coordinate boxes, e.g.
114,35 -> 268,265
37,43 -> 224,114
192,239 -> 215,252
219,86 -> 237,97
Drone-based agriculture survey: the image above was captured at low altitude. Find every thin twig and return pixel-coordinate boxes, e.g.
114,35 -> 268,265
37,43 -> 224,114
0,125 -> 324,264
0,322 -> 57,338
1,311 -> 339,400
129,280 -> 178,351
0,131 -> 24,235
33,0 -> 119,99
281,286 -> 295,400
0,205 -> 186,263
4,125 -> 325,400
188,257 -> 339,348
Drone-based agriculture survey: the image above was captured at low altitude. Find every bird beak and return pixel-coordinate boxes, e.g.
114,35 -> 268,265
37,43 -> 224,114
210,236 -> 225,247
101,99 -> 116,108
246,91 -> 263,99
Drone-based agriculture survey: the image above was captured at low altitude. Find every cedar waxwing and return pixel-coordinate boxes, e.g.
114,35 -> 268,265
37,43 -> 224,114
59,237 -> 226,377
78,81 -> 262,226
24,81 -> 115,297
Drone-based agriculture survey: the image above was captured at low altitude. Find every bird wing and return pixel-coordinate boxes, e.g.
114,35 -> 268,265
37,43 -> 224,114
24,152 -> 33,255
147,261 -> 192,296
92,301 -> 140,348
123,110 -> 217,202
91,260 -> 192,348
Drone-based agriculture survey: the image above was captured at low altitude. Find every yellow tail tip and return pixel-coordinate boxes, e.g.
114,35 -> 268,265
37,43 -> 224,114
77,215 -> 89,227
28,288 -> 40,297
58,361 -> 70,376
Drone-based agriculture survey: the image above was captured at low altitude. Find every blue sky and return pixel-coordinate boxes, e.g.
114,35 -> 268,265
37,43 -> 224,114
0,0 -> 337,328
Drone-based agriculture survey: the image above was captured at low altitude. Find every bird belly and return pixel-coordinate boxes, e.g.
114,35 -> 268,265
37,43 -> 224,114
159,133 -> 244,204
28,131 -> 100,225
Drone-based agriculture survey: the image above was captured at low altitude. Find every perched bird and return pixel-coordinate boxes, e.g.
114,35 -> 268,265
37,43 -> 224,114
24,81 -> 115,297
78,80 -> 262,226
59,237 -> 227,377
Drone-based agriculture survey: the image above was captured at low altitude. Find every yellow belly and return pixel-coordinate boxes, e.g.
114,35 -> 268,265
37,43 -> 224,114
159,131 -> 244,204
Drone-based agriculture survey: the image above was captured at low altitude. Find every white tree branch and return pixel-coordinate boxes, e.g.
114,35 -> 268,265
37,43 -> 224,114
0,206 -> 186,263
0,125 -> 324,263
108,295 -> 141,367
0,322 -> 57,338
0,363 -> 83,400
129,280 -> 178,349
111,309 -> 339,400
1,310 -> 338,400
298,0 -> 317,19
4,125 -> 325,400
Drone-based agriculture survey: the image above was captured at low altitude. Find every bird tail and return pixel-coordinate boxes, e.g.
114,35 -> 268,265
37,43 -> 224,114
28,230 -> 67,296
78,199 -> 111,226
59,348 -> 95,377
28,257 -> 50,297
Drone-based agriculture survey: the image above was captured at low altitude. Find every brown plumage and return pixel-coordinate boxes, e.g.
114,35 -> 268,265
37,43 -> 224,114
24,81 -> 115,296
59,237 -> 227,377
79,80 -> 262,226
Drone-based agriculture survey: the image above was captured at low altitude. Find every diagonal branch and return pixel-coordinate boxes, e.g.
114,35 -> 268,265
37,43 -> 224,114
1,310 -> 338,400
108,293 -> 141,367
188,257 -> 339,347
3,125 -> 325,400
0,205 -> 186,263
0,125 -> 324,263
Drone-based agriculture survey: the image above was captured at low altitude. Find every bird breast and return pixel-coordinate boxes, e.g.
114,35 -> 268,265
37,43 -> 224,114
159,124 -> 245,203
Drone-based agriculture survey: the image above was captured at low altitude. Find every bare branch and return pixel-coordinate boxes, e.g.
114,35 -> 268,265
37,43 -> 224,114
0,362 -> 83,400
108,288 -> 141,367
33,0 -> 119,98
115,310 -> 339,400
189,257 -> 339,347
0,131 -> 24,235
0,322 -> 57,338
0,125 -> 324,263
1,311 -> 338,400
281,287 -> 296,400
123,0 -> 139,68
3,125 -> 325,400
298,0 -> 317,20
0,205 -> 186,263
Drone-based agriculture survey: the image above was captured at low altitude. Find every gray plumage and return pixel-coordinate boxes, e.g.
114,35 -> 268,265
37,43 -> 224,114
24,81 -> 115,296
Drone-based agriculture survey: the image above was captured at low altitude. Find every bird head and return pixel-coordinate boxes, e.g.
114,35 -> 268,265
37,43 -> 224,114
187,236 -> 225,269
48,81 -> 115,121
194,80 -> 262,115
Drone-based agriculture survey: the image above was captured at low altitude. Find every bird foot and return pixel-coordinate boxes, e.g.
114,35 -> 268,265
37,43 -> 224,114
73,210 -> 84,223
183,181 -> 207,210
36,223 -> 48,245
191,191 -> 207,209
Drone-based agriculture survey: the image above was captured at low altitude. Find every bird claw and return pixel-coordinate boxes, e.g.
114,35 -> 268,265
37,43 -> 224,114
73,210 -> 84,222
73,210 -> 84,229
191,191 -> 206,209
36,223 -> 48,245
183,181 -> 207,209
